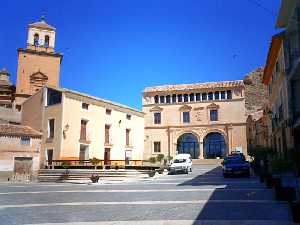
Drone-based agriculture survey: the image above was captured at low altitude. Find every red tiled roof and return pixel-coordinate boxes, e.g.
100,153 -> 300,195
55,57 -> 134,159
144,80 -> 244,93
0,124 -> 41,138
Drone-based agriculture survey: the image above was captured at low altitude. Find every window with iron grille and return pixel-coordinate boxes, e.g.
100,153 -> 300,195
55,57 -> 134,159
210,110 -> 218,121
154,142 -> 161,153
183,111 -> 190,123
154,112 -> 161,124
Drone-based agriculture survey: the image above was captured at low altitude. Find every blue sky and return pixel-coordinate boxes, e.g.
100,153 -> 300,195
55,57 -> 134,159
1,0 -> 281,109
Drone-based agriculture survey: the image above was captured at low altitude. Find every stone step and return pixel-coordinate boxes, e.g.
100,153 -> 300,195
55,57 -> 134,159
192,159 -> 223,165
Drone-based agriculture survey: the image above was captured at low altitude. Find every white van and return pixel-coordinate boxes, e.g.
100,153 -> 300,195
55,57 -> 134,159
169,154 -> 192,174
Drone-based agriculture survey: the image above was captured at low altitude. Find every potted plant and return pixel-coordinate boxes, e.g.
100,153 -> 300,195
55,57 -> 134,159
270,157 -> 295,202
89,157 -> 101,170
61,161 -> 71,180
288,148 -> 300,223
148,157 -> 157,164
90,174 -> 100,183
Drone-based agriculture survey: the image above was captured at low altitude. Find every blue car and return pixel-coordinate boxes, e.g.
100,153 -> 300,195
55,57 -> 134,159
222,156 -> 250,178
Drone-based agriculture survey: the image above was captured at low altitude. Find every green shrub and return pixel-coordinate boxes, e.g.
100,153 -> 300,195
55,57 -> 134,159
156,154 -> 165,164
61,161 -> 71,169
148,157 -> 157,164
89,157 -> 101,169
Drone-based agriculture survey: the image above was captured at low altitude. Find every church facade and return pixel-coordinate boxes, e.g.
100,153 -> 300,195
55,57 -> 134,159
142,81 -> 248,160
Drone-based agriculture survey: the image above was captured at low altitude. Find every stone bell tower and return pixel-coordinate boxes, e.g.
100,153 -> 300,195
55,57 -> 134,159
15,16 -> 63,109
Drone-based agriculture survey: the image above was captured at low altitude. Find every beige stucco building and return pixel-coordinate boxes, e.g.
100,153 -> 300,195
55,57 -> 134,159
0,124 -> 41,181
22,86 -> 144,168
143,80 -> 248,160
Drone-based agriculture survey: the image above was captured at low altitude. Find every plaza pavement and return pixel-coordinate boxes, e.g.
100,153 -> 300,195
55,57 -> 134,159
0,165 -> 294,225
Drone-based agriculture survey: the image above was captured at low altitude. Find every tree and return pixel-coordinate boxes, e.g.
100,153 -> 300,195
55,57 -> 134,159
89,157 -> 101,170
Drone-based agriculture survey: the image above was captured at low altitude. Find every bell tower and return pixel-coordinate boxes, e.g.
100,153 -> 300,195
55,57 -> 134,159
15,16 -> 63,108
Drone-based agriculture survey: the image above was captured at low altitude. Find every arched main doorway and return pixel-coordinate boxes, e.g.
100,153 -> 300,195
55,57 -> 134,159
177,133 -> 199,159
203,132 -> 227,159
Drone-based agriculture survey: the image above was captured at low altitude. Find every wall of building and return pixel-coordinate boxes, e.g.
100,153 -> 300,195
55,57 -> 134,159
0,136 -> 40,180
60,95 -> 144,162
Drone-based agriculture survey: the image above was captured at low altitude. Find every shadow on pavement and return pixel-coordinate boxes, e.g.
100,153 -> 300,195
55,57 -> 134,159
177,166 -> 291,223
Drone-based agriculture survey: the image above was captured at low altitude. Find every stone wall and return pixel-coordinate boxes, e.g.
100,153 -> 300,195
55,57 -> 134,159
244,67 -> 268,116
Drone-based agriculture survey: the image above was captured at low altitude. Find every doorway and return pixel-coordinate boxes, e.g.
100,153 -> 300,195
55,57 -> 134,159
104,148 -> 111,165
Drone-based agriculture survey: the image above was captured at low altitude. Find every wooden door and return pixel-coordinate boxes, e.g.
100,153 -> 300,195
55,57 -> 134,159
104,148 -> 111,165
14,157 -> 33,175
47,149 -> 53,165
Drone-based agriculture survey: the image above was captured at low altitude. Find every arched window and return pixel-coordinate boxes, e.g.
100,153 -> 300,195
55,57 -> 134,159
183,94 -> 189,102
159,96 -> 165,104
227,90 -> 232,99
172,94 -> 177,103
154,95 -> 159,104
208,92 -> 214,101
34,33 -> 39,46
44,35 -> 50,48
202,93 -> 207,101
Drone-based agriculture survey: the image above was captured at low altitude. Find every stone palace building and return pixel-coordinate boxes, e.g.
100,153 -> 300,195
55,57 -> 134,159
143,81 -> 248,160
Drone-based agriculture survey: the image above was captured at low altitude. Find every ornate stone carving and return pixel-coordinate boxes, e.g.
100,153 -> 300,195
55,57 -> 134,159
150,106 -> 163,112
178,104 -> 192,111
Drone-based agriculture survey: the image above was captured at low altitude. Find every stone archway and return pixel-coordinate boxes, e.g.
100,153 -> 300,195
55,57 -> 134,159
177,133 -> 200,159
203,132 -> 227,159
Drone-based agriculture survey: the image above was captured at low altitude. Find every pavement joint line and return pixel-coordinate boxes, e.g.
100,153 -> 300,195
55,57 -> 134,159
23,220 -> 293,225
0,188 -> 271,195
0,200 -> 287,209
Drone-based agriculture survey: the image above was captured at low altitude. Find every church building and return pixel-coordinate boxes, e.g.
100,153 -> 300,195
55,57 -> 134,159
15,16 -> 62,110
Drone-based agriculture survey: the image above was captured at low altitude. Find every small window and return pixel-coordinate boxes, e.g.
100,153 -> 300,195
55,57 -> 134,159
106,109 -> 112,115
126,114 -> 131,120
82,103 -> 89,110
48,119 -> 55,139
221,91 -> 226,100
202,93 -> 207,101
227,90 -> 232,99
154,95 -> 159,104
183,94 -> 189,102
47,88 -> 62,106
214,91 -> 220,100
166,95 -> 171,104
189,93 -> 195,102
178,94 -> 183,102
172,94 -> 177,103
196,93 -> 201,101
208,92 -> 214,100
210,110 -> 218,121
154,142 -> 161,153
160,96 -> 165,104
20,137 -> 30,146
154,112 -> 161,124
44,35 -> 50,48
183,111 -> 190,123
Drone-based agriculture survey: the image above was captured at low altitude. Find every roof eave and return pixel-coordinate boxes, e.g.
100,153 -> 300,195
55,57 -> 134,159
276,0 -> 297,28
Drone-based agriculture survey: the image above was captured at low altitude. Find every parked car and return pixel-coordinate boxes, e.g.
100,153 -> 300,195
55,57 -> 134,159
169,154 -> 192,174
229,151 -> 246,161
222,156 -> 250,178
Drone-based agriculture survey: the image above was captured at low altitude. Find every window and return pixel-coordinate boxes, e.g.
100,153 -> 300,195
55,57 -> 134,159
210,110 -> 218,121
183,94 -> 189,102
44,35 -> 49,48
160,96 -> 165,104
34,33 -> 39,46
214,91 -> 220,100
106,109 -> 112,115
154,112 -> 161,124
227,90 -> 232,99
202,93 -> 207,101
183,111 -> 190,123
20,137 -> 30,145
47,88 -> 62,106
105,125 -> 110,143
196,93 -> 201,101
166,95 -> 171,103
172,94 -> 177,103
80,120 -> 88,140
154,142 -> 161,153
221,91 -> 226,100
48,119 -> 55,139
189,93 -> 195,102
126,114 -> 131,120
154,95 -> 159,104
178,94 -> 182,102
208,92 -> 213,100
126,129 -> 130,146
82,103 -> 89,110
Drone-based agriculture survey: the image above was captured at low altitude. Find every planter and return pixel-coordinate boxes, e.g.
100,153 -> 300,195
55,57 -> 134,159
148,170 -> 156,177
290,201 -> 300,223
90,175 -> 100,183
275,186 -> 296,202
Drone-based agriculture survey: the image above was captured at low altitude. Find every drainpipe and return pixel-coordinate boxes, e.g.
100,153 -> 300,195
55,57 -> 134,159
167,127 -> 170,160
